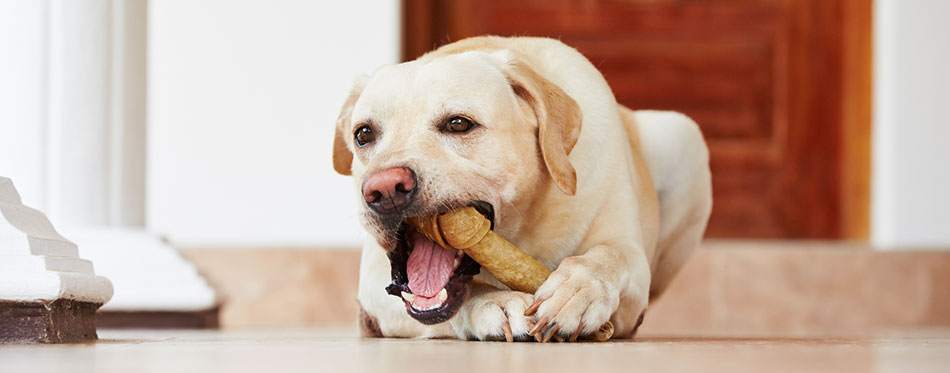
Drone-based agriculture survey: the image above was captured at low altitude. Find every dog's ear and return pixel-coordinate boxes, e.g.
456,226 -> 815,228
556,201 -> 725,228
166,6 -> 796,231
332,76 -> 368,176
504,60 -> 582,195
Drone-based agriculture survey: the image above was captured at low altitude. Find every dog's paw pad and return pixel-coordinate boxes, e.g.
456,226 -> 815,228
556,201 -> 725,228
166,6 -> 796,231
527,257 -> 619,342
459,290 -> 535,342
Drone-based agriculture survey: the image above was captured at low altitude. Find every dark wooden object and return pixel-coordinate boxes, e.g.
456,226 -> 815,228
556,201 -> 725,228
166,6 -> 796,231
96,307 -> 220,329
0,299 -> 100,344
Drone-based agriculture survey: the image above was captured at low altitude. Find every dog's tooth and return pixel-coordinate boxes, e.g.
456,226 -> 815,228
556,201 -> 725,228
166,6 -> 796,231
438,288 -> 448,302
453,258 -> 459,268
401,291 -> 415,302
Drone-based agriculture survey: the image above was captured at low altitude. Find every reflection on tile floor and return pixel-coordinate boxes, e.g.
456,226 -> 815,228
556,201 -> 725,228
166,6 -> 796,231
2,329 -> 949,373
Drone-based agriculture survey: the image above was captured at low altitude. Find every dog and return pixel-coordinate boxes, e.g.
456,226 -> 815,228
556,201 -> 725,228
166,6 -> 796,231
332,36 -> 712,341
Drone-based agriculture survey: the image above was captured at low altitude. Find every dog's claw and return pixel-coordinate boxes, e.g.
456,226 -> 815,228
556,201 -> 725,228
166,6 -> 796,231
542,324 -> 560,343
569,322 -> 585,342
501,321 -> 513,343
524,298 -> 543,316
528,315 -> 550,336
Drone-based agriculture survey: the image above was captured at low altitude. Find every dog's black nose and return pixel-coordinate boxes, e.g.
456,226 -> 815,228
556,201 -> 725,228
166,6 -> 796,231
362,166 -> 416,214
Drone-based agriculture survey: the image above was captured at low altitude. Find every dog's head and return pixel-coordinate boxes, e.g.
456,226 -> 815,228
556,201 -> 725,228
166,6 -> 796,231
332,49 -> 581,324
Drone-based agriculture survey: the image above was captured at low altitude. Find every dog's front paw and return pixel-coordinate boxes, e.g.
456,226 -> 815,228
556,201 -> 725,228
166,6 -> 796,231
454,287 -> 536,342
526,255 -> 620,342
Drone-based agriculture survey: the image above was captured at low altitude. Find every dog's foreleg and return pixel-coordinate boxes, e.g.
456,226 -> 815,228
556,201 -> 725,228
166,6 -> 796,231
525,245 -> 650,341
449,283 -> 537,341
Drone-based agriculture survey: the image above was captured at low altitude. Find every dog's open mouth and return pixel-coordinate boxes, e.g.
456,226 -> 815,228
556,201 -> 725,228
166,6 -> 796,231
384,201 -> 494,325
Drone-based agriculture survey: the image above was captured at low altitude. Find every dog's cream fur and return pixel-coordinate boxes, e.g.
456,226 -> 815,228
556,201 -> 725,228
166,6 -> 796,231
333,36 -> 712,340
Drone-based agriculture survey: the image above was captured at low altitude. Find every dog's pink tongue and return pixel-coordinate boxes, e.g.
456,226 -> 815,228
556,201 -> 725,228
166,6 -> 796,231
407,231 -> 455,298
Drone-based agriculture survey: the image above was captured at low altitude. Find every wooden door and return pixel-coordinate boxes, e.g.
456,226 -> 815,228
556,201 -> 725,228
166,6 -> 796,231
402,0 -> 870,239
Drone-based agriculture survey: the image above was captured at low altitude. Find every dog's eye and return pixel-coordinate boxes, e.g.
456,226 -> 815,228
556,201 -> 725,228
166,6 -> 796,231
354,125 -> 375,147
443,117 -> 475,133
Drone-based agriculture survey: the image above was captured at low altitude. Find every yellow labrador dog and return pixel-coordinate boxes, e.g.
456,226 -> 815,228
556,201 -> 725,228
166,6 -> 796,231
333,36 -> 712,341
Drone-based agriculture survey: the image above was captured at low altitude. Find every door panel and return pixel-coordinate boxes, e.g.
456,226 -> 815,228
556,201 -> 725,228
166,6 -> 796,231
403,0 -> 863,238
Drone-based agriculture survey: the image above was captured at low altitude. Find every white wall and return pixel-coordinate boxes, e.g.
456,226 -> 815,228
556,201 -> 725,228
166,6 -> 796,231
1,0 -> 144,229
0,0 -> 50,213
872,0 -> 950,249
148,0 -> 399,248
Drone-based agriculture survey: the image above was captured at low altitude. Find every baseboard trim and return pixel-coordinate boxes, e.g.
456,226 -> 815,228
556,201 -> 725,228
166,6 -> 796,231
181,243 -> 950,338
96,306 -> 220,329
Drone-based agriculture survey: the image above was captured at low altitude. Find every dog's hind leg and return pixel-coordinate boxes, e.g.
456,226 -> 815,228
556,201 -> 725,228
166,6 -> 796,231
623,108 -> 713,299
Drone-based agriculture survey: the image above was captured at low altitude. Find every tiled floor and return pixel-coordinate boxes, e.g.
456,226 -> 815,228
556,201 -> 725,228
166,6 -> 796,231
2,329 -> 949,372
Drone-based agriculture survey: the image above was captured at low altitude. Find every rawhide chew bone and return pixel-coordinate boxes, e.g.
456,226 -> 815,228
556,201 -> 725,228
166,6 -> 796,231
407,206 -> 550,293
406,206 -> 614,341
